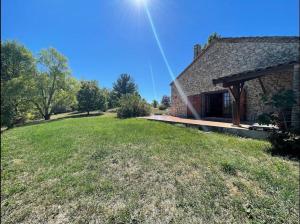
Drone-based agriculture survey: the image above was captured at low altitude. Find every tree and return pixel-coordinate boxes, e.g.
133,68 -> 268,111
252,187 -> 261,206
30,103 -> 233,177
100,88 -> 110,111
51,77 -> 80,114
258,89 -> 296,131
257,90 -> 298,157
203,32 -> 221,49
152,100 -> 158,108
1,41 -> 36,127
77,81 -> 106,114
112,74 -> 138,99
28,48 -> 72,120
161,95 -> 171,108
108,90 -> 120,109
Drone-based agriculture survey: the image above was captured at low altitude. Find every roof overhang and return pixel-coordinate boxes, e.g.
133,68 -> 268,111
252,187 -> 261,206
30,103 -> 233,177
212,61 -> 298,87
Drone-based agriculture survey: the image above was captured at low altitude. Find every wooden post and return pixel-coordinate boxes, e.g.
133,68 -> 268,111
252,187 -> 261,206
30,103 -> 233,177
228,82 -> 244,126
258,78 -> 267,94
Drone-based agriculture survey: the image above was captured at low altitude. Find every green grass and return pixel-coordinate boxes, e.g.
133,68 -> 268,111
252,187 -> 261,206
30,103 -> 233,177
1,114 -> 299,223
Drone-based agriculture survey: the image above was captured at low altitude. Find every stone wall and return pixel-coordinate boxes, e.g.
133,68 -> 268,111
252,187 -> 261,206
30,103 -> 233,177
244,69 -> 293,121
291,64 -> 300,130
170,37 -> 299,122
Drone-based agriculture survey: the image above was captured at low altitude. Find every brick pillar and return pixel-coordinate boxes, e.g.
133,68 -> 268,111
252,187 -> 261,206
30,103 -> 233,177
291,64 -> 300,131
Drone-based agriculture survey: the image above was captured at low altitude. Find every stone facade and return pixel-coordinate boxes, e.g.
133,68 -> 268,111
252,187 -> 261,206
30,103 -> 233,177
170,36 -> 299,122
291,64 -> 300,130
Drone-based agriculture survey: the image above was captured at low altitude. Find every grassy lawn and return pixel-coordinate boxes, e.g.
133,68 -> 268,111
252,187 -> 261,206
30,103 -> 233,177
1,114 -> 299,223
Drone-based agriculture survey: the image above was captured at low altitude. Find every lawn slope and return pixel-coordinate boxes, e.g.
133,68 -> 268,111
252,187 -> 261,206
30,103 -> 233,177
1,114 -> 299,223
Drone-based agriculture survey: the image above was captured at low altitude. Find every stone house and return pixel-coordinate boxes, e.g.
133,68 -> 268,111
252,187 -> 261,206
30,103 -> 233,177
169,36 -> 299,127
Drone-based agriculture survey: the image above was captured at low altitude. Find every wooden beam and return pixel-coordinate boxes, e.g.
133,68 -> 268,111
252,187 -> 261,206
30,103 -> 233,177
214,63 -> 294,86
258,78 -> 267,94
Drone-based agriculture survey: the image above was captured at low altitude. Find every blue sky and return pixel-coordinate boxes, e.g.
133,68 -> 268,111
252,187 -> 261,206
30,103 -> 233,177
2,0 -> 299,102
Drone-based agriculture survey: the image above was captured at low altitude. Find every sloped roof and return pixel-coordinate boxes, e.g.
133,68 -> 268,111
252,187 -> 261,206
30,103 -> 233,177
170,36 -> 300,85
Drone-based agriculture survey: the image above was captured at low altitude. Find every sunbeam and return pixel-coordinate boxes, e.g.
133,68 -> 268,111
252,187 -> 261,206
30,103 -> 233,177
143,2 -> 200,119
149,63 -> 158,101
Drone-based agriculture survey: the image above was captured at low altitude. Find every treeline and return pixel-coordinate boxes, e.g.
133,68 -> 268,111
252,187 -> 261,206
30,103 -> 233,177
1,41 -> 153,127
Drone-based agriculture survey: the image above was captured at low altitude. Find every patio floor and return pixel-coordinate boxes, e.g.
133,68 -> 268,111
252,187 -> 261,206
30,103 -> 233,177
144,115 -> 268,139
145,115 -> 250,129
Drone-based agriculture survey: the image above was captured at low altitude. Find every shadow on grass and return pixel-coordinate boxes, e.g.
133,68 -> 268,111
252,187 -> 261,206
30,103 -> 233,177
266,147 -> 299,161
265,131 -> 300,161
2,111 -> 104,131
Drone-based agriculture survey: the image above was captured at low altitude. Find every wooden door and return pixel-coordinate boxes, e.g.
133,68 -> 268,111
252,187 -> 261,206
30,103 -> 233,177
187,94 -> 202,119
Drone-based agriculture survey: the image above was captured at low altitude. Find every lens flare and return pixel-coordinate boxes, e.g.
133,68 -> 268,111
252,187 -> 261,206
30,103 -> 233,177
149,64 -> 158,101
143,4 -> 199,119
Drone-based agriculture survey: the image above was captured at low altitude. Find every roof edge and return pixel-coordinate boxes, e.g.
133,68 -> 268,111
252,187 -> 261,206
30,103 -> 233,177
170,36 -> 300,86
170,38 -> 219,85
213,60 -> 298,85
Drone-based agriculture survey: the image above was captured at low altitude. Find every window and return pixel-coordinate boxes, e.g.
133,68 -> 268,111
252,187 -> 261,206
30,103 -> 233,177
223,92 -> 232,117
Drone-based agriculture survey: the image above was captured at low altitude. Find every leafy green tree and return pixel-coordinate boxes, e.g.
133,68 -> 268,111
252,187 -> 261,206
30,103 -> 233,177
51,77 -> 80,114
77,81 -> 106,114
152,100 -> 158,108
28,48 -> 72,120
1,41 -> 36,127
100,88 -> 110,111
108,90 -> 120,109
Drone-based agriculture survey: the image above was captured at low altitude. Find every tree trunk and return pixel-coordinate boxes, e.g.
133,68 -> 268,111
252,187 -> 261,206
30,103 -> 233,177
44,113 -> 51,120
87,111 -> 90,115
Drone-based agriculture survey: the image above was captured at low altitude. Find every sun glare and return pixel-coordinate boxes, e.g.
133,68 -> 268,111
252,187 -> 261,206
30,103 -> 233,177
133,0 -> 147,7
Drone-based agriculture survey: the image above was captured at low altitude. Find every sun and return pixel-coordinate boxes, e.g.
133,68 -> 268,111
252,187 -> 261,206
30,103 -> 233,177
133,0 -> 147,7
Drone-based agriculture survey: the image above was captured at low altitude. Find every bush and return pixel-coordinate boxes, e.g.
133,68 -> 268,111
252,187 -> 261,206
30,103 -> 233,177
117,94 -> 151,118
160,95 -> 171,108
257,89 -> 299,159
158,104 -> 167,110
152,100 -> 158,108
268,131 -> 299,159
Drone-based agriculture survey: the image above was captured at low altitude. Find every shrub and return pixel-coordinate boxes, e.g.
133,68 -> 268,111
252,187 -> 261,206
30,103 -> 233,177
258,89 -> 295,131
268,131 -> 299,159
117,94 -> 151,118
158,104 -> 167,110
152,100 -> 158,108
160,95 -> 171,108
258,89 -> 299,159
